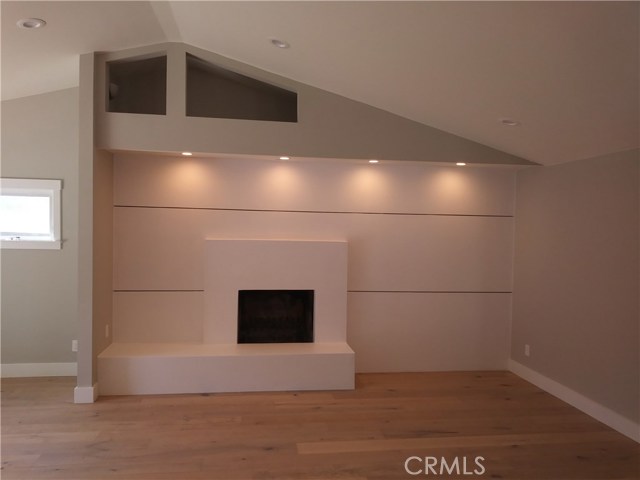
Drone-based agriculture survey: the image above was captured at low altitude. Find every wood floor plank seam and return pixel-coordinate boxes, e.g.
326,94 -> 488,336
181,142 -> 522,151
296,430 -> 623,455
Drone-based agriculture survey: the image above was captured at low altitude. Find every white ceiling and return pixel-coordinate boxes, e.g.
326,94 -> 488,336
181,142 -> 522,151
2,1 -> 638,166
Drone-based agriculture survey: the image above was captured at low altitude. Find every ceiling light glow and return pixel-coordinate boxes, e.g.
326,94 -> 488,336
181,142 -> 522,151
456,162 -> 466,166
270,39 -> 290,49
181,152 -> 193,156
368,159 -> 379,164
17,18 -> 46,29
499,118 -> 520,127
279,156 -> 290,161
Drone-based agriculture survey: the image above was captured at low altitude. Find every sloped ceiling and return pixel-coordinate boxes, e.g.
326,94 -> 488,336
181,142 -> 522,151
2,1 -> 638,166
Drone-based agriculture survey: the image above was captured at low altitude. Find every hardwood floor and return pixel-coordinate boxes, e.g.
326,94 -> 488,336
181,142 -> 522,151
2,372 -> 638,479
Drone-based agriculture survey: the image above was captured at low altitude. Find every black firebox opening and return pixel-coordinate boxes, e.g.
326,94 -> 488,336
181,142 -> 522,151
237,290 -> 314,344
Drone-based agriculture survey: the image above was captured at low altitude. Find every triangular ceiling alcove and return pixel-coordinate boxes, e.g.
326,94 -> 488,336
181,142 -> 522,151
94,42 -> 536,166
185,53 -> 298,123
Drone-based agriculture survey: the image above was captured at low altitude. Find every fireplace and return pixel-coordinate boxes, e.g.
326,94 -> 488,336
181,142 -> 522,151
98,239 -> 354,396
203,239 -> 348,345
238,290 -> 314,343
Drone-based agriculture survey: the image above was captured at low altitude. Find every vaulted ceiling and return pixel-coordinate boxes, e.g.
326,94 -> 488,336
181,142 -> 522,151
2,1 -> 638,166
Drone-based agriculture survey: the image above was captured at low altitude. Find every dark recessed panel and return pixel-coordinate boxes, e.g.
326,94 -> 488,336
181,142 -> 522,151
238,290 -> 313,344
186,54 -> 297,122
107,55 -> 167,115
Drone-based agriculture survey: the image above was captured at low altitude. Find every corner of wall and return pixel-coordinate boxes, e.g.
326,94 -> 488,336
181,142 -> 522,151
76,52 -> 97,389
509,359 -> 639,443
510,150 -> 640,443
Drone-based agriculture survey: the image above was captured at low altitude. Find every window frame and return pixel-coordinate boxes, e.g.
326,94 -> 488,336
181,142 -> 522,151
0,178 -> 62,250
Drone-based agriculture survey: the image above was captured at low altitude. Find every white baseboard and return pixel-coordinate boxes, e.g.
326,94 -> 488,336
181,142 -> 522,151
1,362 -> 77,378
74,383 -> 98,403
508,359 -> 639,443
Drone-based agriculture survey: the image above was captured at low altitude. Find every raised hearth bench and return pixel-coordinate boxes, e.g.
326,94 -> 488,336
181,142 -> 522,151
98,239 -> 355,396
97,342 -> 354,395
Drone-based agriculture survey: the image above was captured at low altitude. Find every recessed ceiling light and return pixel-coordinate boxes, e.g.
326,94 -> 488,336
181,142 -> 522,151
499,118 -> 520,127
17,18 -> 46,29
368,159 -> 379,164
456,162 -> 466,166
181,152 -> 193,156
270,38 -> 290,49
279,156 -> 290,161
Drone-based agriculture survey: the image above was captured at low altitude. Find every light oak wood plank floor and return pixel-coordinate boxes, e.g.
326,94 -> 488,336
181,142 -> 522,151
1,372 -> 638,479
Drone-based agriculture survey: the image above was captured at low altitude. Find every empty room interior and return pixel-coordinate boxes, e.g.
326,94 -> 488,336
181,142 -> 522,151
1,1 -> 638,479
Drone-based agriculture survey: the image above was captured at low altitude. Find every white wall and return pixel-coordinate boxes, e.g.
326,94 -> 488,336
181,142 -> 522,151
512,150 -> 639,424
112,154 -> 515,372
96,43 -> 533,167
92,149 -> 114,363
1,88 -> 79,375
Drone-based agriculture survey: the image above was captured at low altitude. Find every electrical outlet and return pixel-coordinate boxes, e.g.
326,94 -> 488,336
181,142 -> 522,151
524,344 -> 530,357
71,340 -> 78,352
105,324 -> 110,338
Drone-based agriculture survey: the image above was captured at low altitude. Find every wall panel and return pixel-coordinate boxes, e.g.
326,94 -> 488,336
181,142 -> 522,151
113,208 -> 513,292
348,292 -> 511,371
112,154 -> 516,371
113,154 -> 515,216
113,292 -> 203,343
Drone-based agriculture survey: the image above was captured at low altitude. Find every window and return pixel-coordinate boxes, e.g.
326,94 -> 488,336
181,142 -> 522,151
1,178 -> 62,249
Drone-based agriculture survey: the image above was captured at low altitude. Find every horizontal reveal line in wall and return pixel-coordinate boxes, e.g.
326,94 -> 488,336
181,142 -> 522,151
113,290 -> 205,293
113,290 -> 511,294
348,290 -> 512,294
113,205 -> 513,218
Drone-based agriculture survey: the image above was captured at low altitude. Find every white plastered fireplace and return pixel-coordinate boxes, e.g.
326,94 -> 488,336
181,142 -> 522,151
205,239 -> 348,344
98,239 -> 354,395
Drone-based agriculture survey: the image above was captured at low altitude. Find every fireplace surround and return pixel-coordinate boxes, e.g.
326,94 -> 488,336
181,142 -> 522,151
204,239 -> 349,345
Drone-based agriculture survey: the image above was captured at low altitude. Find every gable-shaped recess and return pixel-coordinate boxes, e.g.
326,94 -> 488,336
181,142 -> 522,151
186,53 -> 297,122
93,43 -> 535,166
105,50 -> 296,122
